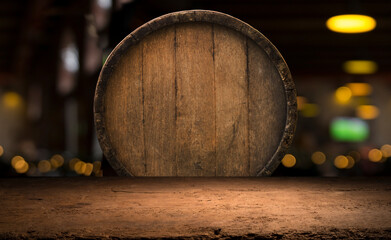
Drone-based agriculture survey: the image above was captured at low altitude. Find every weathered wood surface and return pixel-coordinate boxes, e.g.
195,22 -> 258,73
175,23 -> 216,176
248,39 -> 287,176
0,178 -> 390,239
94,10 -> 297,176
214,24 -> 249,176
104,43 -> 145,175
142,26 -> 176,176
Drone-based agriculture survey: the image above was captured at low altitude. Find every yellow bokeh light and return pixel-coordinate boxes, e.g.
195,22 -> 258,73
74,161 -> 86,174
38,160 -> 51,173
84,163 -> 94,176
0,145 -> 3,157
69,158 -> 81,170
282,154 -> 296,168
301,103 -> 319,117
50,154 -> 64,168
356,105 -> 379,120
343,60 -> 378,75
334,155 -> 349,169
14,160 -> 26,169
335,86 -> 352,104
11,156 -> 25,168
346,156 -> 355,169
326,14 -> 376,33
15,160 -> 29,174
380,144 -> 391,158
296,96 -> 308,111
93,161 -> 102,174
311,151 -> 326,165
368,149 -> 382,162
346,83 -> 372,96
2,92 -> 24,110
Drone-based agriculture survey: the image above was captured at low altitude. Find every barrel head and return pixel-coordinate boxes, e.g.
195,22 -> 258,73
94,10 -> 297,176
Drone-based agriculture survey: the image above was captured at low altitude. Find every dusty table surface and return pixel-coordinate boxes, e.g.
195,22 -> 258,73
0,177 -> 390,239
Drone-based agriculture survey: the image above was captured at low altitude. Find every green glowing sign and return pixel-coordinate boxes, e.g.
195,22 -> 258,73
330,117 -> 369,142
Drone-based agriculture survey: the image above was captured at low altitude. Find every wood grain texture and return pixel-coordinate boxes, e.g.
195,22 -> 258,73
95,10 -> 297,176
175,23 -> 216,176
1,178 -> 390,239
142,26 -> 176,176
248,39 -> 287,176
214,25 -> 249,176
104,43 -> 145,175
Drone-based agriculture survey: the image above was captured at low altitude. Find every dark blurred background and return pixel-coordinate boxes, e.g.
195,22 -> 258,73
0,0 -> 390,177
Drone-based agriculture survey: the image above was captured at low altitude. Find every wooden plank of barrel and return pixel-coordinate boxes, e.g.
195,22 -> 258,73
94,10 -> 297,176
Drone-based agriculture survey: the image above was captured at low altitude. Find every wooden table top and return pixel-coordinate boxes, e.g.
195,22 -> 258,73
0,177 -> 390,239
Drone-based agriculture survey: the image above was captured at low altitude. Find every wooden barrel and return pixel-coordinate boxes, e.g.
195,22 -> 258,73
94,10 -> 297,176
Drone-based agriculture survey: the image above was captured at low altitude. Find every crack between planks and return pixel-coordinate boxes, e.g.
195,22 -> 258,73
212,23 -> 217,176
174,25 -> 178,176
245,37 -> 250,176
141,41 -> 147,175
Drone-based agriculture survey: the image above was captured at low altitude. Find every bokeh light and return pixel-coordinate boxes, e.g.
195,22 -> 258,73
343,60 -> 378,74
69,158 -> 81,170
334,155 -> 349,169
12,156 -> 29,174
61,44 -> 79,73
380,144 -> 391,158
335,86 -> 352,104
84,163 -> 93,176
296,96 -> 308,111
38,160 -> 51,173
346,156 -> 355,169
346,83 -> 372,96
282,154 -> 296,168
93,161 -> 101,173
97,0 -> 112,10
330,117 -> 369,142
368,149 -> 382,162
356,105 -> 380,120
11,156 -> 25,168
93,161 -> 103,176
50,154 -> 64,168
0,145 -> 4,157
311,151 -> 326,165
1,92 -> 24,110
326,14 -> 376,33
14,160 -> 29,174
74,161 -> 87,174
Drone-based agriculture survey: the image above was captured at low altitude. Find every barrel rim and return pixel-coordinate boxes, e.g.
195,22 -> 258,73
94,9 -> 297,177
